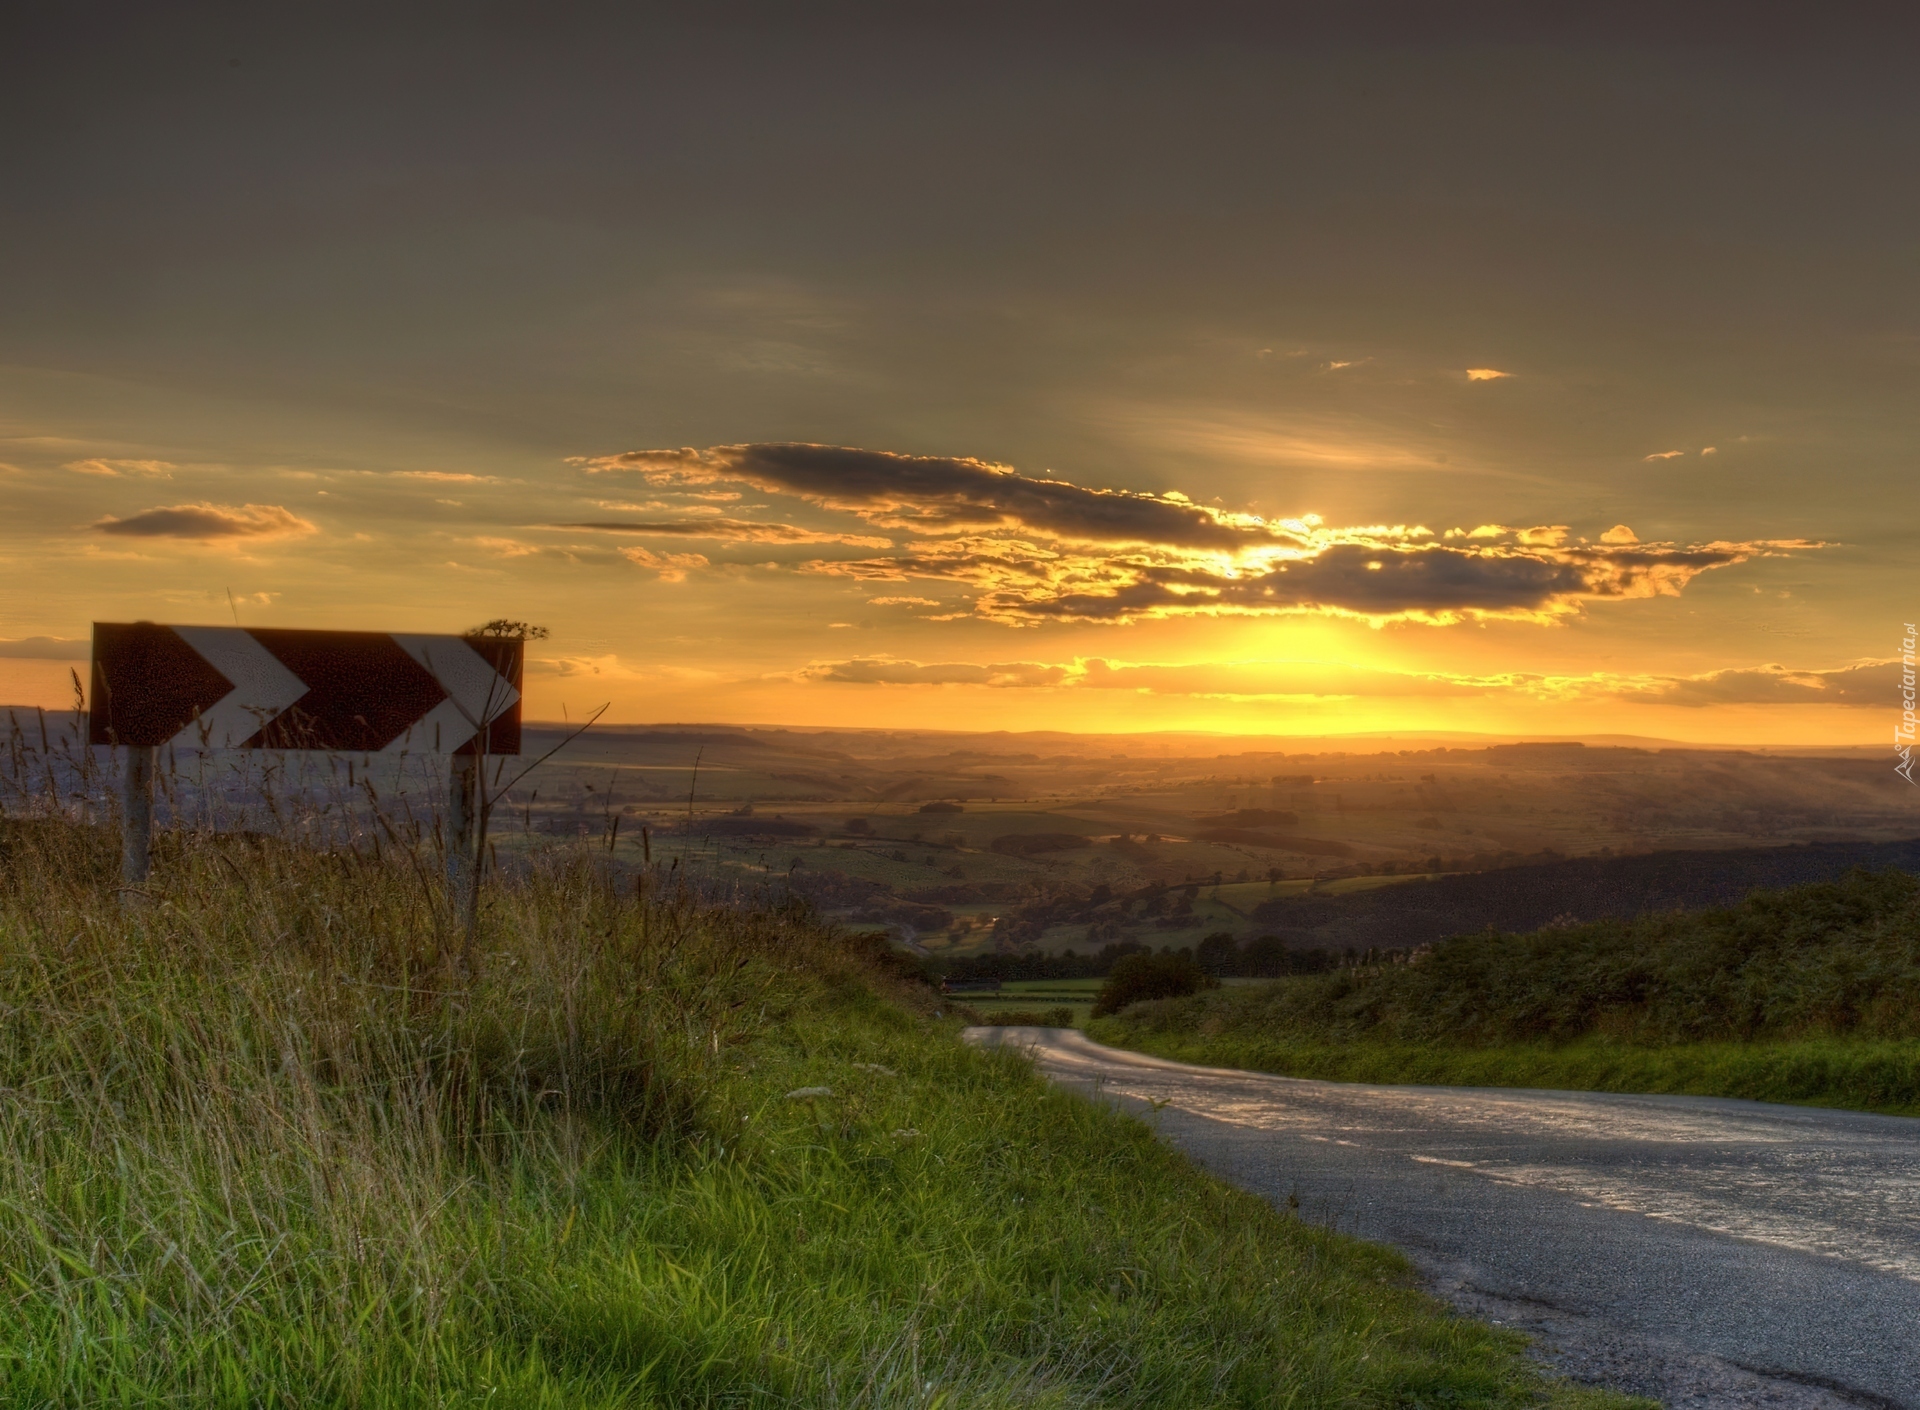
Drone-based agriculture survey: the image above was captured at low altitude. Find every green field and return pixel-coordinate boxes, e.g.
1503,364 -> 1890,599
958,978 -> 1106,1026
0,817 -> 1642,1408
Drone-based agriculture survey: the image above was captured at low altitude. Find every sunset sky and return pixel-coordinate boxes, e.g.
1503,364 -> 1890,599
2,7 -> 1913,743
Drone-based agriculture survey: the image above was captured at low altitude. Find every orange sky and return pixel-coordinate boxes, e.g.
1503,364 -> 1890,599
0,12 -> 1910,751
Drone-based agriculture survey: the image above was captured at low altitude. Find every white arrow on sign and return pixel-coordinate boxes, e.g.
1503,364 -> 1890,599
391,633 -> 523,753
168,625 -> 310,750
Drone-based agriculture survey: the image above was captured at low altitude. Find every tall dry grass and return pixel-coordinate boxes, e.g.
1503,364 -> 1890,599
0,816 -> 816,1402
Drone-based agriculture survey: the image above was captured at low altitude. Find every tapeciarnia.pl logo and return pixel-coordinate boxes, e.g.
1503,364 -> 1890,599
1898,623 -> 1917,785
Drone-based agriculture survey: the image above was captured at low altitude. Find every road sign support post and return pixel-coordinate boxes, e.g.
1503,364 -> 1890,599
120,744 -> 154,892
448,751 -> 479,909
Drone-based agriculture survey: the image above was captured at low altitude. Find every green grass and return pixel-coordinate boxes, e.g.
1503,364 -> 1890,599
0,816 -> 1644,1408
963,980 -> 1104,1027
1091,868 -> 1920,1115
1083,1029 -> 1920,1116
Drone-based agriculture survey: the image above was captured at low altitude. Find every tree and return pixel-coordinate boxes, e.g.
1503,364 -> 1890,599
1091,952 -> 1216,1017
1195,931 -> 1240,976
467,619 -> 550,639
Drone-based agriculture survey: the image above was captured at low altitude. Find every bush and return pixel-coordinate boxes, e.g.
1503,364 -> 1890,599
976,1006 -> 1074,1026
989,832 -> 1088,857
1092,952 -> 1217,1017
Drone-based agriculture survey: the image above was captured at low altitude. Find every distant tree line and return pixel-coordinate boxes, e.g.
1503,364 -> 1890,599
934,932 -> 1343,983
1248,838 -> 1920,952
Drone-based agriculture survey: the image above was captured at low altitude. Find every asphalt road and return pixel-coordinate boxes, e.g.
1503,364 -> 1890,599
967,1028 -> 1920,1409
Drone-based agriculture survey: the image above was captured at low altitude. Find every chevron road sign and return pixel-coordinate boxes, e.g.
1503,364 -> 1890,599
89,623 -> 523,755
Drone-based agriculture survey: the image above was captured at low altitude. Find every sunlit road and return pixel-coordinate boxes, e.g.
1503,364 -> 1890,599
968,1028 -> 1920,1408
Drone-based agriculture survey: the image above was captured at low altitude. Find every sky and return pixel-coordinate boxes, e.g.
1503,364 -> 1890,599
2,5 -> 1915,744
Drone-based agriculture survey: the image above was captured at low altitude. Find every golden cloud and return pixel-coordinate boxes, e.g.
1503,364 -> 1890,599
802,657 -> 1074,688
66,458 -> 176,478
1616,661 -> 1895,708
619,546 -> 710,582
548,518 -> 892,548
801,655 -> 1892,707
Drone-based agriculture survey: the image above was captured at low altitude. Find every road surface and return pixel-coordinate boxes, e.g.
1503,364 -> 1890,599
968,1027 -> 1920,1409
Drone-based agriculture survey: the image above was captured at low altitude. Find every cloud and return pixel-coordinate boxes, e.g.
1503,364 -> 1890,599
1465,368 -> 1511,381
388,470 -> 498,484
526,653 -> 651,680
800,654 -> 1896,709
548,518 -> 892,548
471,536 -> 548,558
1619,661 -> 1895,708
571,441 -> 1818,627
802,654 -> 1499,698
807,533 -> 1810,626
470,535 -> 710,580
804,657 -> 1073,688
619,546 -> 710,581
578,443 -> 1292,551
1104,409 -> 1461,476
90,503 -> 317,540
1644,450 -> 1686,461
868,596 -> 941,607
0,636 -> 89,660
66,458 -> 176,478
1073,658 -> 1493,698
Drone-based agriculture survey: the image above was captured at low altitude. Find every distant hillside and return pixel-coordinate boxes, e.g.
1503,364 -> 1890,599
1249,838 -> 1920,950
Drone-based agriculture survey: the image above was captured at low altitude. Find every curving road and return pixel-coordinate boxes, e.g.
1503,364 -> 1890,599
967,1028 -> 1920,1409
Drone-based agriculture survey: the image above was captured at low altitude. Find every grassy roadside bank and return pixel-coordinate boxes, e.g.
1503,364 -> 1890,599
1089,869 -> 1920,1117
0,818 -> 1638,1408
1081,1026 -> 1920,1116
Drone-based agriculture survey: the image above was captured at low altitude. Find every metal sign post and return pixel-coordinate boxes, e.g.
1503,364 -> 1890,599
120,743 -> 154,890
89,622 -> 524,891
448,751 -> 481,912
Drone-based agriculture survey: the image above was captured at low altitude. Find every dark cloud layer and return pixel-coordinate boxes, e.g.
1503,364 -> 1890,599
91,503 -> 316,540
986,542 -> 1768,623
1623,661 -> 1895,708
809,538 -> 1801,624
584,444 -> 1289,550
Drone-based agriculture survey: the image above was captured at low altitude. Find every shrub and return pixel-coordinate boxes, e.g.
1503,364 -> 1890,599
977,1006 -> 1074,1027
1092,952 -> 1217,1017
989,832 -> 1088,857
